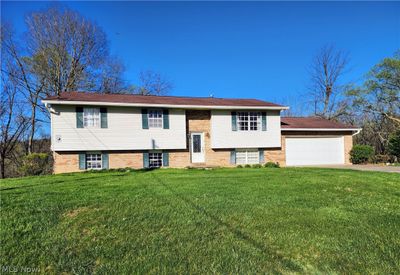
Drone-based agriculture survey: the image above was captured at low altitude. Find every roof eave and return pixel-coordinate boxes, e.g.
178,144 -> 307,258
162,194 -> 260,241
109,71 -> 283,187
42,99 -> 289,110
281,128 -> 361,131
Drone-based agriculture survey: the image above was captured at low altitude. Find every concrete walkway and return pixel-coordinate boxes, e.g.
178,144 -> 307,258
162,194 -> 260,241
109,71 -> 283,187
308,164 -> 400,173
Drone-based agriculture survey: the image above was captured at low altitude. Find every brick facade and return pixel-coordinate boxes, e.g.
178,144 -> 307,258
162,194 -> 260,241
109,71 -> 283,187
264,135 -> 286,166
109,152 -> 143,169
53,152 -> 80,174
53,111 -> 354,173
344,135 -> 353,165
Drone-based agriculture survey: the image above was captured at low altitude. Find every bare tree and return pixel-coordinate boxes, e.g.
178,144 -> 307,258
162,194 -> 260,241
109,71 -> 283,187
276,95 -> 308,117
25,6 -> 111,96
98,57 -> 127,94
308,45 -> 350,119
1,24 -> 45,154
129,70 -> 173,96
1,6 -> 126,154
0,76 -> 29,178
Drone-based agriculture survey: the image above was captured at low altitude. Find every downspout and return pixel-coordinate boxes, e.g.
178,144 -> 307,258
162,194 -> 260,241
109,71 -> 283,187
44,103 -> 57,114
352,129 -> 362,136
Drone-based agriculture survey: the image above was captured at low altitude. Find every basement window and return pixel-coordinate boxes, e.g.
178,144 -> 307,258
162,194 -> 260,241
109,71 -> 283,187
149,152 -> 163,168
236,149 -> 259,165
86,153 -> 102,169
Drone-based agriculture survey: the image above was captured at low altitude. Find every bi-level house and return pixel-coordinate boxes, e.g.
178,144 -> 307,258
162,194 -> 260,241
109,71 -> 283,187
43,92 -> 360,173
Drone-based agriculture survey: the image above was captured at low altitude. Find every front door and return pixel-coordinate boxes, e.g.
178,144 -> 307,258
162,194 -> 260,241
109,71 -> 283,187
191,132 -> 205,163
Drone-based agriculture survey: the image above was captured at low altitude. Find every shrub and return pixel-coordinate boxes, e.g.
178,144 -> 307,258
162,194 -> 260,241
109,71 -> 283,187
372,154 -> 391,164
236,165 -> 243,168
116,167 -> 135,172
252,164 -> 262,168
244,164 -> 251,168
20,153 -> 50,176
388,129 -> 400,161
350,145 -> 374,164
264,162 -> 280,168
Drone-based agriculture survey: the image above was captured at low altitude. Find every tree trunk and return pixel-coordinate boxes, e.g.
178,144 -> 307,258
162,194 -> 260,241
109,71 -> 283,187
28,103 -> 37,154
0,154 -> 5,179
322,86 -> 332,118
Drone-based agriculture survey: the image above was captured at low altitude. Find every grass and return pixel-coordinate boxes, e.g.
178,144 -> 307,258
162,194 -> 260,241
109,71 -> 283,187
1,168 -> 399,274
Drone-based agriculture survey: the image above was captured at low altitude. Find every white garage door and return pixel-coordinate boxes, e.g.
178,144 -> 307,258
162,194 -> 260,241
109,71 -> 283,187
286,137 -> 345,166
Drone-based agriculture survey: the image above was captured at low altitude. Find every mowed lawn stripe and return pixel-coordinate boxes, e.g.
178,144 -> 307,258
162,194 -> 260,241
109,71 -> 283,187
0,168 -> 399,274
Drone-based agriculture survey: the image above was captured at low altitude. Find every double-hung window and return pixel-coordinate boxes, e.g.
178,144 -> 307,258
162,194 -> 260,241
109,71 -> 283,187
149,152 -> 163,168
83,108 -> 100,128
237,112 -> 261,131
86,153 -> 102,169
148,110 -> 163,128
236,149 -> 259,164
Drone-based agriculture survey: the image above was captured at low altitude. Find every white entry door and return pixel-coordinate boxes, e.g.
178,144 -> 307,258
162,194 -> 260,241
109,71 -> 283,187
191,132 -> 205,163
285,137 -> 345,166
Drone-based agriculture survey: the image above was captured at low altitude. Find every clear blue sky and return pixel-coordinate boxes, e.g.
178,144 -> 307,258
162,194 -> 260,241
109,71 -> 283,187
2,1 -> 400,107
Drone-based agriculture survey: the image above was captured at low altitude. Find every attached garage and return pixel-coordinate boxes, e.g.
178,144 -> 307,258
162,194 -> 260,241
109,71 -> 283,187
285,136 -> 345,166
281,117 -> 361,167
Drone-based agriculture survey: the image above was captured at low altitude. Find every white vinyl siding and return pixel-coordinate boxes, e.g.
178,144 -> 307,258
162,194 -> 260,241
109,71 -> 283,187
148,110 -> 163,128
83,108 -> 100,128
236,149 -> 259,164
86,153 -> 102,169
211,110 -> 281,149
51,105 -> 186,151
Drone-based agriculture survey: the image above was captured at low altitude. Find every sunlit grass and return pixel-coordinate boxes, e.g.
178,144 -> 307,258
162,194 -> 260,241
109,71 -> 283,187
1,168 -> 399,273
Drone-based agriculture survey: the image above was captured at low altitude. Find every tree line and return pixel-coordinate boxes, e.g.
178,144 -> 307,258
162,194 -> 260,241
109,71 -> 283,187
303,45 -> 399,161
1,5 -> 399,178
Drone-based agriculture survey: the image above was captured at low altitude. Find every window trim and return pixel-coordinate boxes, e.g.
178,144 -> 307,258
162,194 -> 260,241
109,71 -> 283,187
147,109 -> 164,129
85,152 -> 102,170
235,149 -> 259,164
236,111 -> 262,131
83,107 -> 101,128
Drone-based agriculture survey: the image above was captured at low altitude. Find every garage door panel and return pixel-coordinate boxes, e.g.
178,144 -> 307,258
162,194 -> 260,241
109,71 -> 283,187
286,137 -> 344,166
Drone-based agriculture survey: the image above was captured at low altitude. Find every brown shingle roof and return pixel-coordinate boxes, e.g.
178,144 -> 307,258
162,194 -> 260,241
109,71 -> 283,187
281,117 -> 358,129
44,92 -> 285,108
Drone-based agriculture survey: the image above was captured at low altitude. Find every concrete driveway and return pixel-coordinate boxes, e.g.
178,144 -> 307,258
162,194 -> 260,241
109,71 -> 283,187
308,164 -> 400,173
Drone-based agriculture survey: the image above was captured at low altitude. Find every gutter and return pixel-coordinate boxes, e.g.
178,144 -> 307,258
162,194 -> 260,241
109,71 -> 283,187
281,128 -> 362,132
42,100 -> 289,110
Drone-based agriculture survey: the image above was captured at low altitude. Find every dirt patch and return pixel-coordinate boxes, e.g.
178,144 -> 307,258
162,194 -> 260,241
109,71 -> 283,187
63,206 -> 96,218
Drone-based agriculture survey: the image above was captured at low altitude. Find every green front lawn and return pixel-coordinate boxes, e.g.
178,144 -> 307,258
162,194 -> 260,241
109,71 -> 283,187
1,168 -> 399,273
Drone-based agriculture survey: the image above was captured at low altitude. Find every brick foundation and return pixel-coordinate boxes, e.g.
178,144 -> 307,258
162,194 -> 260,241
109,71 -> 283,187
264,135 -> 286,166
53,152 -> 80,174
